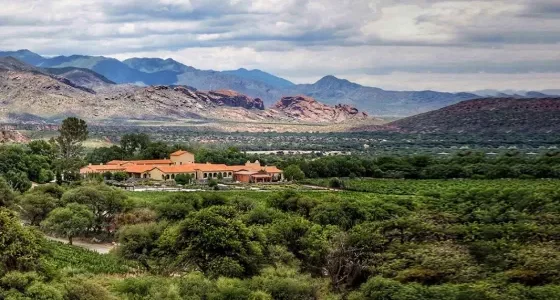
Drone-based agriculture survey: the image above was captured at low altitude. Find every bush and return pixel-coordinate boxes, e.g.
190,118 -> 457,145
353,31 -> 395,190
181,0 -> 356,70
328,178 -> 345,189
175,173 -> 193,185
113,172 -> 128,182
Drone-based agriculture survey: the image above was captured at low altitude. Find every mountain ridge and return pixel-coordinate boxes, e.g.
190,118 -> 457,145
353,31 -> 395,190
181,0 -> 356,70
0,57 -> 369,126
378,97 -> 560,133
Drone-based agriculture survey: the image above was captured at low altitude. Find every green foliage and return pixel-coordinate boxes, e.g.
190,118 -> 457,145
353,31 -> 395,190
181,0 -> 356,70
117,222 -> 166,272
43,241 -> 132,274
174,173 -> 193,185
19,193 -> 59,226
55,117 -> 88,178
112,171 -> 128,182
284,165 -> 305,181
41,203 -> 94,245
0,177 -> 16,207
0,208 -> 44,273
172,206 -> 265,277
328,177 -> 345,189
61,184 -> 127,234
154,193 -> 199,221
5,170 -> 32,193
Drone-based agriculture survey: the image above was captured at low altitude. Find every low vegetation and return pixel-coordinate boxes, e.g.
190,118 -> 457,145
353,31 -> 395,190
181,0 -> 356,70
1,117 -> 559,299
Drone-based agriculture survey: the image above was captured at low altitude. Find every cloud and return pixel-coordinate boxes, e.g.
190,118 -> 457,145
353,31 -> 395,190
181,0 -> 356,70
0,0 -> 559,91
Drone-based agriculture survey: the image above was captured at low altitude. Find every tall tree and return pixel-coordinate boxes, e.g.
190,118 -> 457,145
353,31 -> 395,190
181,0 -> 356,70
55,117 -> 88,180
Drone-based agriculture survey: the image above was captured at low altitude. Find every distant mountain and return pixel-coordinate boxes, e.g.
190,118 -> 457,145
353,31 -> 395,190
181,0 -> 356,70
0,49 -> 46,65
1,49 -> 486,116
378,97 -> 560,133
473,89 -> 560,98
222,68 -> 294,89
0,56 -> 43,73
290,75 -> 479,116
0,57 -> 366,126
123,57 -> 194,73
542,89 -> 560,96
43,67 -> 115,88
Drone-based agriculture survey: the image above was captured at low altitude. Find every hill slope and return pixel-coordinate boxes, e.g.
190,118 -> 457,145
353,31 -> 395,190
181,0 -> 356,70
291,75 -> 479,117
1,50 -> 484,116
221,68 -> 295,89
0,58 -> 368,126
384,97 -> 560,133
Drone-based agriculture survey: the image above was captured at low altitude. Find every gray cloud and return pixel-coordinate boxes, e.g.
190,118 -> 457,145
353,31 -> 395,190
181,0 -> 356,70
0,0 -> 559,91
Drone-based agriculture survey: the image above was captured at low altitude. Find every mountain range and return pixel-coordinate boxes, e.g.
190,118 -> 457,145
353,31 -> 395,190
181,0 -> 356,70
0,49 -> 490,117
0,56 -> 371,127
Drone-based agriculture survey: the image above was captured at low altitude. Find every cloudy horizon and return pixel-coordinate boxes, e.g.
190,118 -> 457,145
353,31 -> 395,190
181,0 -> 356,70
1,0 -> 559,92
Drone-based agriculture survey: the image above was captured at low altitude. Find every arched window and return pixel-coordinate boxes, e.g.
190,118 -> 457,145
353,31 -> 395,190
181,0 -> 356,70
204,173 -> 208,178
223,172 -> 227,177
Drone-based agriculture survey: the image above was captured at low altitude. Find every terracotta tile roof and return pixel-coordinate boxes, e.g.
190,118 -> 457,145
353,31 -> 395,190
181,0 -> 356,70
234,171 -> 259,175
193,164 -> 230,172
106,160 -> 127,165
157,165 -> 199,173
132,160 -> 173,165
252,174 -> 272,178
263,166 -> 283,173
170,150 -> 192,156
125,165 -> 156,173
80,165 -> 125,173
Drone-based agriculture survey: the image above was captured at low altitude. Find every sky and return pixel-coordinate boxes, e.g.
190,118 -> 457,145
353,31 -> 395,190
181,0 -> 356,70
0,0 -> 559,92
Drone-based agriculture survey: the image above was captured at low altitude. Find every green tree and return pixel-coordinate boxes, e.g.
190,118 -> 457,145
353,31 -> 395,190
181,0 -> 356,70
0,177 -> 16,207
5,170 -> 32,193
41,203 -> 94,245
61,185 -> 127,234
113,172 -> 129,182
55,117 -> 88,180
117,222 -> 166,272
171,206 -> 264,277
19,193 -> 59,226
283,165 -> 305,181
0,208 -> 44,272
120,133 -> 151,157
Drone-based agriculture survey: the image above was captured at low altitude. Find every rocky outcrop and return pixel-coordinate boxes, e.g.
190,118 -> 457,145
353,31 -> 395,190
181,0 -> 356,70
208,90 -> 264,110
0,130 -> 28,143
0,58 -> 372,126
272,95 -> 368,123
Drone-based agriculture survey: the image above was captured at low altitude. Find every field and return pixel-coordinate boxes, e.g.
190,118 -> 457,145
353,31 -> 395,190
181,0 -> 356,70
43,241 -> 136,275
301,178 -> 560,195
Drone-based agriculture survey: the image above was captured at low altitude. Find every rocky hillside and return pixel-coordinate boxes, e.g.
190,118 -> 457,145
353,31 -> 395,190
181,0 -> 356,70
290,75 -> 479,117
0,130 -> 28,143
272,95 -> 368,123
378,97 -> 560,133
0,50 -> 482,116
0,57 -> 368,125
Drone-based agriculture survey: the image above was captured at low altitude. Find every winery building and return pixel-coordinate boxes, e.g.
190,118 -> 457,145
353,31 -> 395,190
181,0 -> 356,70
80,150 -> 283,183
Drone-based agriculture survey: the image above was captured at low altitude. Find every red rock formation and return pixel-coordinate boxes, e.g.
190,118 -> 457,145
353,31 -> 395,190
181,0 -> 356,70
272,95 -> 368,123
0,130 -> 28,143
208,90 -> 265,110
